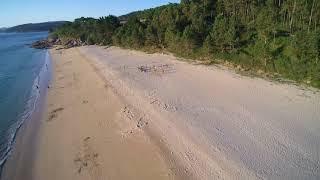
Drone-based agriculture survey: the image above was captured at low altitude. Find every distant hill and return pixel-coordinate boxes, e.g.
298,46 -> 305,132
118,3 -> 177,21
4,21 -> 69,33
118,11 -> 142,21
0,28 -> 7,32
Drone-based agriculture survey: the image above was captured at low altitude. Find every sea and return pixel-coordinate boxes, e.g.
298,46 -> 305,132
0,32 -> 49,169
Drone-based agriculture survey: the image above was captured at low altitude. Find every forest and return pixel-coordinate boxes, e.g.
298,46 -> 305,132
52,0 -> 320,88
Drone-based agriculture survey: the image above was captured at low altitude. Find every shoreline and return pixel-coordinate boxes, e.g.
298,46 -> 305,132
1,51 -> 52,180
4,47 -> 177,180
2,45 -> 319,179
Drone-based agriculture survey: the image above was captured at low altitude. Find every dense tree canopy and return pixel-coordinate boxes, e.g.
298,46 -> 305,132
53,0 -> 320,88
54,16 -> 120,45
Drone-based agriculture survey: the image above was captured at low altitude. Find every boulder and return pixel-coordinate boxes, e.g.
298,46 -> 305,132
31,40 -> 53,49
32,37 -> 83,49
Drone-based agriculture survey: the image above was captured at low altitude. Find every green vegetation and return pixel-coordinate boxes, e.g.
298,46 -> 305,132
53,17 -> 120,45
53,0 -> 320,88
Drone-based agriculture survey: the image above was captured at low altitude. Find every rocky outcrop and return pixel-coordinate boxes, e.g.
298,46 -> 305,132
31,37 -> 85,49
31,40 -> 54,49
63,39 -> 84,49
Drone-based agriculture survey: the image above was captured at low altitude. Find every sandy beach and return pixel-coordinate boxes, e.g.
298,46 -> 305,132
2,47 -> 178,180
79,46 -> 320,179
2,45 -> 320,180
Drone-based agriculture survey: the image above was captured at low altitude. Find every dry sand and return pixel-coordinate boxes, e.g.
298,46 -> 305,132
78,46 -> 320,180
2,45 -> 320,180
3,47 -> 177,180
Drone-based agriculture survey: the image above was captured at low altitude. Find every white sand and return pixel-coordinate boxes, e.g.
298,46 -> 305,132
78,46 -> 320,179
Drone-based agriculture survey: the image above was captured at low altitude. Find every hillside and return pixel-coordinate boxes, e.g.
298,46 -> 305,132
118,4 -> 178,21
5,21 -> 68,32
0,28 -> 7,32
118,11 -> 141,21
52,0 -> 320,88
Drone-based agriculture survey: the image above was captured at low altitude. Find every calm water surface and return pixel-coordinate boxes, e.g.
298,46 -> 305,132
0,32 -> 48,167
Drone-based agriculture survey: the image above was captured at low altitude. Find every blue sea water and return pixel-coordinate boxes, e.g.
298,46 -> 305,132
0,32 -> 49,167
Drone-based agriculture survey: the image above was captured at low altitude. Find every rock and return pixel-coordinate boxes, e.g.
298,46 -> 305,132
47,37 -> 57,43
55,38 -> 62,45
63,39 -> 82,49
73,40 -> 78,46
31,40 -> 53,49
257,69 -> 264,74
32,36 -> 83,50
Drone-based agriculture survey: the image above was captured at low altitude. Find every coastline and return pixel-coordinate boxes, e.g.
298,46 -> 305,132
1,51 -> 52,180
2,47 -> 177,180
2,45 -> 319,180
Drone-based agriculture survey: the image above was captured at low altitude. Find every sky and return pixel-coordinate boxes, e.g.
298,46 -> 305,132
0,0 -> 180,27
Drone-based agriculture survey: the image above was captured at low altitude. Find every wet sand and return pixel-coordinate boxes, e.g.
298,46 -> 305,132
3,47 -> 177,180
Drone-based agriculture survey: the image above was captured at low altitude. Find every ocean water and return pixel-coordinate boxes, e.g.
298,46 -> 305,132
0,32 -> 49,167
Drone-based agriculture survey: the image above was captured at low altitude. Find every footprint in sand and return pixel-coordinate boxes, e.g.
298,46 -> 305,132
137,117 -> 148,129
120,106 -> 150,138
47,107 -> 64,122
122,106 -> 135,120
74,137 -> 101,178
